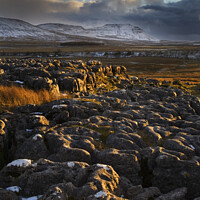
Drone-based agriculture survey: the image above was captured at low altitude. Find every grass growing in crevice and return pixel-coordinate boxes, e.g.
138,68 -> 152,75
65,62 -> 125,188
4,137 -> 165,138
82,125 -> 113,143
94,140 -> 110,151
187,85 -> 200,97
170,83 -> 200,97
0,85 -> 71,110
81,124 -> 113,150
60,124 -> 112,150
96,126 -> 113,143
93,76 -> 120,94
89,126 -> 113,150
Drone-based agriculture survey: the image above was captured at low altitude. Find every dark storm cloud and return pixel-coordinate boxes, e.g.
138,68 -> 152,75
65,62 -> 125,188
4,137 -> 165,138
50,0 -> 140,25
0,0 -> 199,40
0,0 -> 48,22
134,0 -> 200,40
0,0 -> 83,24
140,4 -> 183,14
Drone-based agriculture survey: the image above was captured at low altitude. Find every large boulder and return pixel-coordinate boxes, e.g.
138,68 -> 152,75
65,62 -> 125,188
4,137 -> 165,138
96,149 -> 141,185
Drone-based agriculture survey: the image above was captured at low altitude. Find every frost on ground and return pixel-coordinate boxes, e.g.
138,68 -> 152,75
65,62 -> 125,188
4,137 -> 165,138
33,134 -> 43,141
67,162 -> 75,168
21,195 -> 43,200
94,191 -> 107,198
52,104 -> 68,109
26,129 -> 33,132
7,159 -> 32,168
30,112 -> 43,115
15,80 -> 24,84
190,145 -> 195,150
6,186 -> 21,193
96,164 -> 110,171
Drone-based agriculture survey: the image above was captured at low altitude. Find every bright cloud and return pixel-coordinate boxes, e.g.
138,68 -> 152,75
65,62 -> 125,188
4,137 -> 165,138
164,0 -> 182,3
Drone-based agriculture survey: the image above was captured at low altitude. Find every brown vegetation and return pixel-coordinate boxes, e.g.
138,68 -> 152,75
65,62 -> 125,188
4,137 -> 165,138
91,56 -> 200,96
0,85 -> 70,110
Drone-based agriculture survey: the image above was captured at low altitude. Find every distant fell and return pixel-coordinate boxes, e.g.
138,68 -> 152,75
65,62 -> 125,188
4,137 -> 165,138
0,17 -> 73,41
0,17 -> 158,42
38,23 -> 159,42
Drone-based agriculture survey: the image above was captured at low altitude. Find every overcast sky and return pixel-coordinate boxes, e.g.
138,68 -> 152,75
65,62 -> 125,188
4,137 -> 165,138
0,0 -> 199,40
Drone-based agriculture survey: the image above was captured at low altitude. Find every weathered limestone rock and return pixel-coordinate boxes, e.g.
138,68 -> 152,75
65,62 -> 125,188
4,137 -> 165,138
96,149 -> 141,185
155,187 -> 187,200
0,59 -> 200,199
0,189 -> 20,200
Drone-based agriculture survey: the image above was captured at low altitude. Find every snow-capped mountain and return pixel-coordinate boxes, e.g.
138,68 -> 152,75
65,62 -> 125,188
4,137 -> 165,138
0,17 -> 71,41
38,23 -> 158,42
88,24 -> 158,41
0,17 -> 158,42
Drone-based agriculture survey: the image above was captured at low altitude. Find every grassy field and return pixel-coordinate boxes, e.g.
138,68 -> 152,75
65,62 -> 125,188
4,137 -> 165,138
93,57 -> 200,83
0,39 -> 200,54
76,56 -> 200,96
0,40 -> 199,97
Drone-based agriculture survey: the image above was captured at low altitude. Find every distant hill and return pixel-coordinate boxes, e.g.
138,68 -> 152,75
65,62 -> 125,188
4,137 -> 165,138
0,17 -> 158,42
0,17 -> 71,41
38,23 -> 159,42
38,23 -> 86,36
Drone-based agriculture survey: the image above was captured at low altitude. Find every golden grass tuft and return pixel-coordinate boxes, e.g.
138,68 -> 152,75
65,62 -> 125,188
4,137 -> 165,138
0,85 -> 71,110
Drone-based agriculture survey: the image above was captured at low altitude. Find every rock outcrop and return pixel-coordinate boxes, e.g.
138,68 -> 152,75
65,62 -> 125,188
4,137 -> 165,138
0,59 -> 200,200
0,58 -> 127,96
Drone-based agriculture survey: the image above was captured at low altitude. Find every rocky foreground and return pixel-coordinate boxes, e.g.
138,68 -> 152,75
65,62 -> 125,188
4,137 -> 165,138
0,59 -> 200,200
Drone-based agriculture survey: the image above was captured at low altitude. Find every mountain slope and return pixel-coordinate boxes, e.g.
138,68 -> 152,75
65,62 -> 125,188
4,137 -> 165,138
88,24 -> 158,41
38,23 -> 86,36
0,17 -> 158,42
38,23 -> 158,42
0,17 -> 70,41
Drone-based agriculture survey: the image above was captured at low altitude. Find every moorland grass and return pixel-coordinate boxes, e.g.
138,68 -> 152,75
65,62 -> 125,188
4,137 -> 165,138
0,85 -> 70,110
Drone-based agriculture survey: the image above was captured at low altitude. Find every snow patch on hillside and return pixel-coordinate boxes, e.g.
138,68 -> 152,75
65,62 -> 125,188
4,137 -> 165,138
38,23 -> 85,35
0,17 -> 70,41
88,24 -> 158,41
0,17 -> 158,42
38,23 -> 159,42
